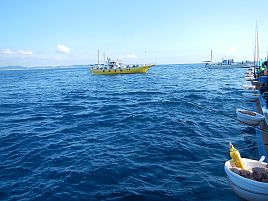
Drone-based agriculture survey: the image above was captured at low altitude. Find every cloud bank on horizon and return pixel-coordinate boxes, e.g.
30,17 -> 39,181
1,49 -> 33,56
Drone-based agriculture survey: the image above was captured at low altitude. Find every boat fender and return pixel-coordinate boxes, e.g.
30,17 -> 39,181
229,143 -> 247,170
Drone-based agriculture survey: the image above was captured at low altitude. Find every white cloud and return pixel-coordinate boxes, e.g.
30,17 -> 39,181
1,49 -> 33,56
18,50 -> 33,55
1,49 -> 16,55
56,44 -> 71,54
126,54 -> 136,59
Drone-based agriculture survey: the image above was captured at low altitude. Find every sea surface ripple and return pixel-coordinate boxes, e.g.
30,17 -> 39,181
0,64 -> 257,200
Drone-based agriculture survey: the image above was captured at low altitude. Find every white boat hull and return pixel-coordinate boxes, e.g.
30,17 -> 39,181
206,63 -> 250,69
243,85 -> 256,90
245,76 -> 254,81
236,109 -> 264,126
225,158 -> 268,201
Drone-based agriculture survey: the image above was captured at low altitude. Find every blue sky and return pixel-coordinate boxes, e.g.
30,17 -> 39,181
0,0 -> 268,66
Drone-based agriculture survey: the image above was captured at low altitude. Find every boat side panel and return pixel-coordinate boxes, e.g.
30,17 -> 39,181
90,65 -> 153,75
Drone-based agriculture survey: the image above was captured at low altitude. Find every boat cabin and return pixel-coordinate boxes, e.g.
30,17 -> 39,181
221,59 -> 234,65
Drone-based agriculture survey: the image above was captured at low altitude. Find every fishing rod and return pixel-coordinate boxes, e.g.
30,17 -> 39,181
223,144 -> 268,155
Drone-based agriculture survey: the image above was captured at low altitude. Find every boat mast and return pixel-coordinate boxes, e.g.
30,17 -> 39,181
210,49 -> 212,62
253,29 -> 256,77
266,46 -> 268,75
254,36 -> 256,67
253,23 -> 259,78
256,23 -> 259,68
97,49 -> 100,66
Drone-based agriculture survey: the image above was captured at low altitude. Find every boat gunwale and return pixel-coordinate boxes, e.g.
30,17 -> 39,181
225,159 -> 268,187
236,109 -> 264,119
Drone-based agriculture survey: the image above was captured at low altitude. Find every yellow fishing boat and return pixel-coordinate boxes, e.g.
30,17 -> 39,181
90,58 -> 155,75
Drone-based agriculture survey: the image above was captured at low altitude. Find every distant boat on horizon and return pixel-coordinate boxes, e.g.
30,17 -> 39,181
204,50 -> 252,69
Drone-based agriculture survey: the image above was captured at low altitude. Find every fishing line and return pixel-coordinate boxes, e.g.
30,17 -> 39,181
241,144 -> 268,150
177,96 -> 268,135
159,93 -> 268,159
224,144 -> 268,156
160,96 -> 263,134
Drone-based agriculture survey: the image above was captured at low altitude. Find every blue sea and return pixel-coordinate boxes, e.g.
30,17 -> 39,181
0,64 -> 258,201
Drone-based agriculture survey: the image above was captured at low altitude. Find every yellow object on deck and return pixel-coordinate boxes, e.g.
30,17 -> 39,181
229,143 -> 247,170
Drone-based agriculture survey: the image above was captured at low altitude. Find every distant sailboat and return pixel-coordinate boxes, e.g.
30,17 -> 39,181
204,50 -> 250,69
203,49 -> 213,64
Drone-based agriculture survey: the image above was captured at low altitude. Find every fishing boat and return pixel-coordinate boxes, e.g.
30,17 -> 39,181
90,59 -> 154,75
206,59 -> 250,69
90,51 -> 155,75
224,157 -> 268,201
242,92 -> 259,102
236,109 -> 264,126
204,50 -> 250,69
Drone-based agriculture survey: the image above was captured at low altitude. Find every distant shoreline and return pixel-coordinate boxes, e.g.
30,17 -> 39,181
0,63 -> 208,70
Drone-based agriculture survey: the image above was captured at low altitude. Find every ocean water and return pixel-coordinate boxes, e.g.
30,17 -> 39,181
0,64 -> 258,201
